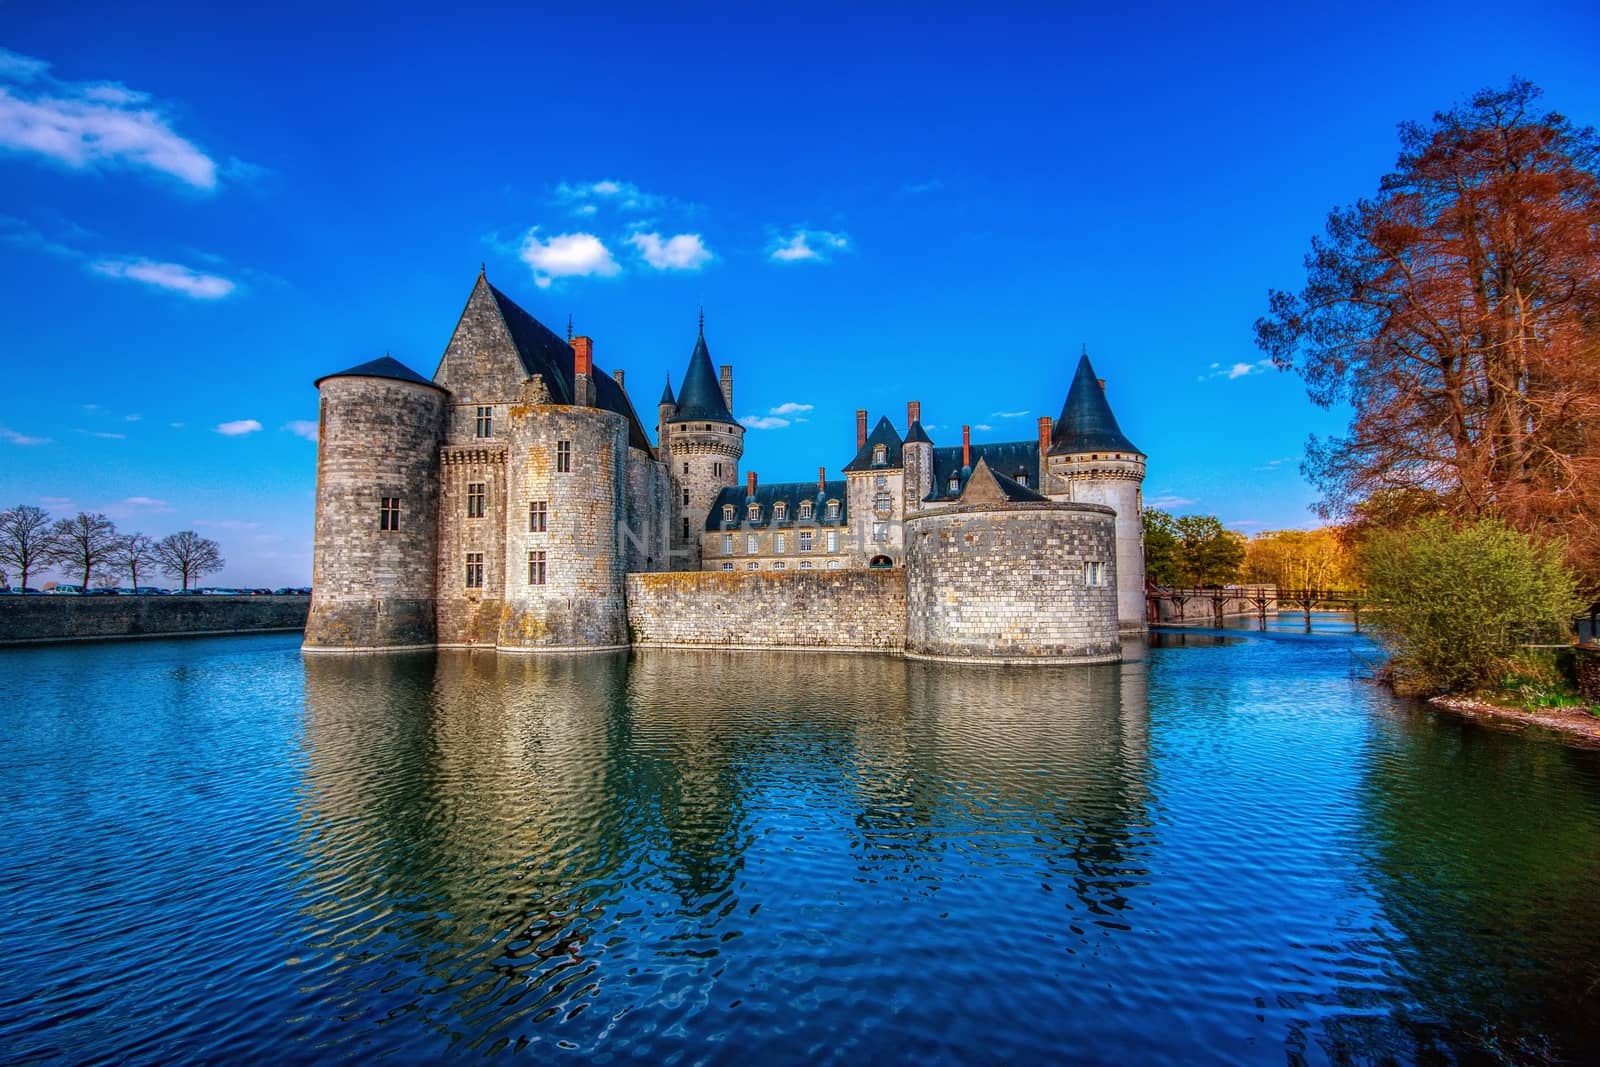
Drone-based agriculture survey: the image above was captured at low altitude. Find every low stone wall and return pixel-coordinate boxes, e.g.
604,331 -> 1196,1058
1577,646 -> 1600,704
625,570 -> 905,652
0,595 -> 309,647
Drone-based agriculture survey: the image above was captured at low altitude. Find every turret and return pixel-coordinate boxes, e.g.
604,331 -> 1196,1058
304,356 -> 447,651
903,400 -> 933,512
1044,352 -> 1147,631
664,314 -> 743,569
657,374 -> 676,459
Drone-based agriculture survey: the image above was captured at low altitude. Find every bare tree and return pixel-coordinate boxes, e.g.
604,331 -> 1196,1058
48,512 -> 120,593
0,504 -> 59,591
154,530 -> 224,591
111,533 -> 159,590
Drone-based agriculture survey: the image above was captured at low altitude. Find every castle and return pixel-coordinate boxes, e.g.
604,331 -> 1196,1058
304,272 -> 1147,662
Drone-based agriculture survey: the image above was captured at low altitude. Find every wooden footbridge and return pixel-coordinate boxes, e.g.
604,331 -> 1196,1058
1147,586 -> 1370,632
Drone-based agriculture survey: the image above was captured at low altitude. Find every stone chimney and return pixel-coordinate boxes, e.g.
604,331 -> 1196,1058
907,400 -> 921,429
962,425 -> 971,469
571,336 -> 595,406
747,471 -> 757,499
856,409 -> 868,450
818,466 -> 827,493
1098,378 -> 1107,393
720,364 -> 734,413
1038,415 -> 1052,456
612,368 -> 625,389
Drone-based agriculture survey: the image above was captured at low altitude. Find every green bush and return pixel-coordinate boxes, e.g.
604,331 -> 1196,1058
1360,518 -> 1580,695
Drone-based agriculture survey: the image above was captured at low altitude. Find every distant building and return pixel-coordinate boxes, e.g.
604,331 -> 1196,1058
304,273 -> 1146,657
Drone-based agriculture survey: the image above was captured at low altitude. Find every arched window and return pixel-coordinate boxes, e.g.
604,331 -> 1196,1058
722,505 -> 735,523
869,555 -> 893,569
773,501 -> 787,521
799,500 -> 814,520
748,502 -> 761,521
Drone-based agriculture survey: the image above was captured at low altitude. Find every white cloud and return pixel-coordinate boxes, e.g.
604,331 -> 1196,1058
740,414 -> 792,430
80,430 -> 126,440
169,421 -> 185,429
518,229 -> 620,288
769,228 -> 850,263
628,231 -> 712,271
194,519 -> 259,530
0,47 -> 221,189
1,427 -> 50,445
901,178 -> 943,194
991,410 -> 1030,419
39,496 -> 72,509
216,419 -> 261,436
120,496 -> 167,508
554,179 -> 665,215
283,419 -> 318,441
91,257 -> 235,299
1252,457 -> 1295,472
972,423 -> 994,432
1147,494 -> 1198,509
770,402 -> 814,416
1199,358 -> 1272,382
123,414 -> 140,422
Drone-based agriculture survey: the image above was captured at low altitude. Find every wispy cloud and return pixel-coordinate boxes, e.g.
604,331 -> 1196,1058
1252,457 -> 1296,472
120,496 -> 168,508
283,420 -> 318,441
194,519 -> 259,531
628,231 -> 712,271
519,229 -> 620,288
554,179 -> 665,215
1,427 -> 50,445
0,47 -> 223,189
1147,494 -> 1198,509
77,429 -> 126,440
216,419 -> 261,436
991,409 -> 1030,419
972,423 -> 994,432
740,401 -> 815,430
770,402 -> 813,417
1198,358 -> 1272,382
123,414 -> 140,422
39,496 -> 72,509
740,414 -> 792,430
901,178 -> 943,194
103,496 -> 170,519
91,257 -> 234,299
768,228 -> 851,263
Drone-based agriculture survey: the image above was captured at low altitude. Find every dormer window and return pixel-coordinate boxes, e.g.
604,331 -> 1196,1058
773,501 -> 787,521
826,499 -> 840,520
799,500 -> 813,520
872,444 -> 887,465
723,505 -> 735,523
1017,472 -> 1029,487
748,502 -> 761,521
948,476 -> 960,494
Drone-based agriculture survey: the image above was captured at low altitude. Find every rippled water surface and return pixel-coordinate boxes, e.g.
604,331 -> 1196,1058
3,627 -> 1599,1064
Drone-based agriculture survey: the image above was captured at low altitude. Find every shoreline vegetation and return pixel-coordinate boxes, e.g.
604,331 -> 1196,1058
1427,694 -> 1600,749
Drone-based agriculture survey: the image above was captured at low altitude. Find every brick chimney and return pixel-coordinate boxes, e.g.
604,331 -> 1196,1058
747,470 -> 757,499
1098,378 -> 1107,393
818,466 -> 827,494
962,425 -> 971,469
856,409 -> 868,450
1038,415 -> 1053,456
612,368 -> 625,389
571,336 -> 594,406
907,400 -> 921,429
720,365 -> 734,412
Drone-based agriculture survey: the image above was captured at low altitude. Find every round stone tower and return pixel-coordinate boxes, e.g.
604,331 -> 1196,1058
497,362 -> 631,652
1045,353 -> 1147,632
664,319 -> 743,570
305,356 -> 447,652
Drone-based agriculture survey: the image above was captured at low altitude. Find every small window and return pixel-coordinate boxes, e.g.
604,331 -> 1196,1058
556,440 -> 571,473
682,517 -> 690,540
1084,561 -> 1106,587
721,562 -> 734,571
872,522 -> 888,542
746,561 -> 760,570
465,552 -> 484,589
799,530 -> 813,552
467,483 -> 486,518
528,550 -> 546,585
773,501 -> 787,521
748,502 -> 760,521
475,406 -> 492,438
875,475 -> 887,488
773,562 -> 786,571
1017,472 -> 1029,488
799,500 -> 813,520
869,554 -> 892,569
827,559 -> 841,570
683,488 -> 690,507
379,496 -> 400,531
723,534 -> 734,554
872,444 -> 887,465
713,461 -> 722,476
774,532 -> 786,554
723,505 -> 736,523
874,491 -> 892,512
948,476 -> 960,494
529,500 -> 547,533
682,462 -> 689,475
826,499 -> 839,519
826,530 -> 839,553
746,533 -> 758,554
799,561 -> 813,570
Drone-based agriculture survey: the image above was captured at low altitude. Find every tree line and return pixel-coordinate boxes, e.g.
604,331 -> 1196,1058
0,505 -> 225,592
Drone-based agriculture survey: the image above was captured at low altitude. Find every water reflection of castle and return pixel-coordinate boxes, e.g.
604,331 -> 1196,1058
293,648 -> 1153,1047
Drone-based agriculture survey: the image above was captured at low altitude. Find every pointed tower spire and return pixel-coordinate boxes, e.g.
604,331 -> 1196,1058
659,372 -> 675,406
698,305 -> 705,336
667,316 -> 736,424
1049,354 -> 1142,456
567,314 -> 573,342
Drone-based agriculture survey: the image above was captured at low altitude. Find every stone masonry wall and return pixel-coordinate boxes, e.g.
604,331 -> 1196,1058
625,569 -> 906,651
1,595 -> 309,646
904,502 -> 1120,662
663,421 -> 742,570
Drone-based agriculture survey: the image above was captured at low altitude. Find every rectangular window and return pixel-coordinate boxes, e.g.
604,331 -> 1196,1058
467,482 -> 486,518
556,440 -> 571,473
713,462 -> 722,476
746,562 -> 760,571
682,517 -> 690,540
475,406 -> 492,437
721,562 -> 734,571
773,562 -> 786,570
799,561 -> 813,570
827,501 -> 839,519
799,530 -> 813,552
723,534 -> 734,555
872,522 -> 888,543
682,462 -> 689,475
1084,561 -> 1106,587
774,532 -> 786,554
528,550 -> 546,585
827,530 -> 838,553
747,533 -> 758,555
683,489 -> 690,507
529,500 -> 547,532
379,496 -> 400,531
465,552 -> 484,589
827,559 -> 841,570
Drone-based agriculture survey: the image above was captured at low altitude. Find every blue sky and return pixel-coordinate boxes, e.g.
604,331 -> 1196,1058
2,2 -> 1596,585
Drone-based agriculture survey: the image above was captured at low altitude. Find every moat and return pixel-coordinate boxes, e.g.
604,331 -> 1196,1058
3,625 -> 1598,1064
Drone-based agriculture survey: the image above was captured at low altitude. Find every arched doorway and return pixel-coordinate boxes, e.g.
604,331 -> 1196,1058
868,555 -> 893,569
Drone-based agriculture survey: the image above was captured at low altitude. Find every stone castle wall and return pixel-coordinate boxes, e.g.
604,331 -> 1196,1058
305,376 -> 445,651
904,502 -> 1120,663
662,421 -> 742,570
625,570 -> 906,651
0,595 -> 309,647
1047,454 -> 1146,631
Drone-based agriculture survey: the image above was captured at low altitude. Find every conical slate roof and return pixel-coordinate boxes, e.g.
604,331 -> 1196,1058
842,416 -> 905,472
668,328 -> 736,424
904,419 -> 933,445
1049,353 -> 1141,456
314,355 -> 444,391
659,374 -> 675,406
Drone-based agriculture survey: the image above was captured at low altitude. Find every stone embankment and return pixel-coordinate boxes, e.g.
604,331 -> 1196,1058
625,570 -> 905,652
0,595 -> 309,647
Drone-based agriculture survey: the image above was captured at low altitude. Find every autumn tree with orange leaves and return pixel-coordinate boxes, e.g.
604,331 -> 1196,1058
1256,79 -> 1600,590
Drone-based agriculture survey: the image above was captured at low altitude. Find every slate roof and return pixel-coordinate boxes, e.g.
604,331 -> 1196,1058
314,355 -> 445,391
484,280 -> 654,453
659,374 -> 676,406
961,458 -> 1049,503
926,439 -> 1043,501
1050,353 -> 1142,456
704,480 -> 850,532
904,419 -> 933,446
842,416 -> 906,472
668,329 -> 737,425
